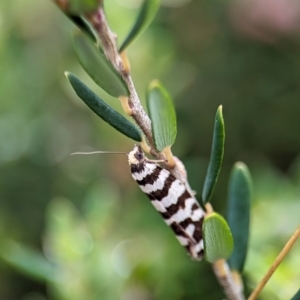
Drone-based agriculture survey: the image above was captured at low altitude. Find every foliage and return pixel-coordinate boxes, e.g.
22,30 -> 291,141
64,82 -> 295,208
146,80 -> 177,151
0,0 -> 299,299
227,162 -> 252,272
203,213 -> 234,263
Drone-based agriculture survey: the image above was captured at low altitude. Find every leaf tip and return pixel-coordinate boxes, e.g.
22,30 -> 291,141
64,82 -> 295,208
232,162 -> 252,186
64,71 -> 71,78
234,161 -> 247,170
149,79 -> 160,88
216,105 -> 224,122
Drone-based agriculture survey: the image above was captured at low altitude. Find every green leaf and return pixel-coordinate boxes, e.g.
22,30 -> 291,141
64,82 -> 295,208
73,30 -> 129,97
227,162 -> 252,273
203,213 -> 234,263
0,240 -> 56,282
119,0 -> 160,52
68,0 -> 99,15
66,72 -> 142,142
291,289 -> 300,300
69,16 -> 98,43
202,105 -> 225,204
146,80 -> 177,151
55,0 -> 98,42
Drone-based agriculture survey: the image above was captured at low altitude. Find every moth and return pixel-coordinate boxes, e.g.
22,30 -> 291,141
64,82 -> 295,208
128,145 -> 205,260
73,145 -> 205,260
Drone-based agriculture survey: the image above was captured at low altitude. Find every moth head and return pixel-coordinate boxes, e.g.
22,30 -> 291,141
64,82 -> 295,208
128,144 -> 144,165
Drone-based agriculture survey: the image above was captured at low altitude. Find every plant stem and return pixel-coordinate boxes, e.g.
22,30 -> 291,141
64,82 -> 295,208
248,226 -> 300,300
205,203 -> 245,300
84,3 -> 195,186
85,4 -> 155,152
213,260 -> 245,300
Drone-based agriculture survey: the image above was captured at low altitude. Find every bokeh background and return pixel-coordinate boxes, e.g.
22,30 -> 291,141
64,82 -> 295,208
0,0 -> 300,299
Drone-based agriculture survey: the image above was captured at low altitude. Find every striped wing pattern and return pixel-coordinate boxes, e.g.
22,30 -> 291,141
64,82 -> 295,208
130,158 -> 205,260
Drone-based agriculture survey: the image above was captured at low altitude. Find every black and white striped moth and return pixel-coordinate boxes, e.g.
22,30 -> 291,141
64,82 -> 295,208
128,145 -> 205,260
72,145 -> 206,260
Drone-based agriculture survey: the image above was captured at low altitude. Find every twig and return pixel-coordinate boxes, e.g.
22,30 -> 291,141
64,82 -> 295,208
206,204 -> 245,300
213,260 -> 245,300
84,3 -> 195,186
248,226 -> 300,300
85,4 -> 155,152
53,0 -> 155,151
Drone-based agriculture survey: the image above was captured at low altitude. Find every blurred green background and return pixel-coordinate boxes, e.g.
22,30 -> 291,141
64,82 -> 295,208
0,0 -> 300,299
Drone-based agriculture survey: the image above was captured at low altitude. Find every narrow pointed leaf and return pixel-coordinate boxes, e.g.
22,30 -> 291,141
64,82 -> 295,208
203,213 -> 234,263
66,72 -> 142,142
69,16 -> 97,43
146,80 -> 177,151
68,0 -> 99,15
0,240 -> 56,282
291,290 -> 300,300
73,30 -> 129,97
202,105 -> 225,204
119,0 -> 160,52
54,0 -> 98,42
227,162 -> 252,273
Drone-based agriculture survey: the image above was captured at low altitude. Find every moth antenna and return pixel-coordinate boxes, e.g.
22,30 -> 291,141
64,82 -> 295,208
71,151 -> 127,156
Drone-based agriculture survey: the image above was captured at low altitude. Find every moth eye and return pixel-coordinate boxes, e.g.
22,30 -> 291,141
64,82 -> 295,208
135,151 -> 143,160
